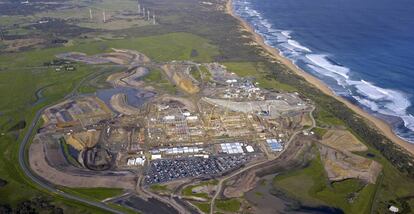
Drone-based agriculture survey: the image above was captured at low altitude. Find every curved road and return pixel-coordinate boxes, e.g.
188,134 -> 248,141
209,106 -> 316,214
18,70 -> 124,214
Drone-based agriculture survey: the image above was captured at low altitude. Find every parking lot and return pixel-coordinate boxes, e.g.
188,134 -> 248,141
144,155 -> 249,184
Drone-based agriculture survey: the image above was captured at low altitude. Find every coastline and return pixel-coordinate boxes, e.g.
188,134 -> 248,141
225,0 -> 414,155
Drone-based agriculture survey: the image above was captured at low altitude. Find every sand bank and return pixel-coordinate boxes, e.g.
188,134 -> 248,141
225,0 -> 414,155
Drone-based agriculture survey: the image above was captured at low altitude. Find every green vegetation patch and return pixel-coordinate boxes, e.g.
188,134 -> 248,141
182,179 -> 218,199
150,184 -> 169,192
223,62 -> 296,92
109,32 -> 219,62
61,187 -> 124,201
199,65 -> 212,81
312,127 -> 328,138
0,56 -> 98,209
182,186 -> 209,199
78,66 -> 125,94
315,108 -> 345,127
273,152 -> 376,213
192,202 -> 210,213
190,66 -> 202,82
60,138 -> 81,168
144,68 -> 177,94
107,203 -> 139,214
143,68 -> 163,82
215,198 -> 241,212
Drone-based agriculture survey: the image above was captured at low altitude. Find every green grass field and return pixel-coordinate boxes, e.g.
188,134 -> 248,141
311,127 -> 328,138
149,184 -> 170,192
315,108 -> 346,127
60,187 -> 124,201
0,29 -> 219,211
108,33 -> 219,62
182,180 -> 218,200
144,68 -> 177,94
0,45 -> 117,212
1,0 -> 414,212
215,198 -> 241,212
182,185 -> 209,199
274,150 -> 382,214
223,62 -> 296,91
192,202 -> 210,213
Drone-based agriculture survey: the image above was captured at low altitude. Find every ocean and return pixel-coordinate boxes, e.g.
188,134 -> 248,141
232,0 -> 414,143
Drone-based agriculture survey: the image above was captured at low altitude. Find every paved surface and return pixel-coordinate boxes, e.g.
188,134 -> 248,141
209,107 -> 316,214
18,71 -> 124,214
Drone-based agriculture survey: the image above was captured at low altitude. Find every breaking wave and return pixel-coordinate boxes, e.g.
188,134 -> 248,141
233,0 -> 414,143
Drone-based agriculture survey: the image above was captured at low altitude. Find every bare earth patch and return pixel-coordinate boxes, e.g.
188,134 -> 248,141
3,38 -> 45,52
29,137 -> 136,189
321,129 -> 368,152
319,145 -> 382,184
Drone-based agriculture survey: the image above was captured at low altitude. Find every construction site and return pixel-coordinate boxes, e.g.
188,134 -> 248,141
28,48 -> 329,213
35,48 -> 313,182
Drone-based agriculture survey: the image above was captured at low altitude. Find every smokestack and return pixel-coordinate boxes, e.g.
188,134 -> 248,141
89,9 -> 93,20
147,10 -> 150,21
103,10 -> 106,23
137,0 -> 141,14
153,14 -> 156,25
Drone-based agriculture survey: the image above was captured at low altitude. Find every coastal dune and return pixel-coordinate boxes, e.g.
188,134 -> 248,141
225,0 -> 414,155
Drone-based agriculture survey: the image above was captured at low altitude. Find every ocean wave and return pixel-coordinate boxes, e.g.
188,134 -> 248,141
281,30 -> 291,38
232,0 -> 414,142
305,54 -> 349,79
349,80 -> 414,130
288,39 -> 312,52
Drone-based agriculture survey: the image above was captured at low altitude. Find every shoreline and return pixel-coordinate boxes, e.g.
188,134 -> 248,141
225,0 -> 414,155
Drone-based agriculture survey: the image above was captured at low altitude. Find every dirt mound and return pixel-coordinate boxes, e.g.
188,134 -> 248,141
321,130 -> 367,152
224,170 -> 258,198
109,48 -> 151,64
162,64 -> 199,94
30,138 -> 136,189
223,136 -> 314,198
110,93 -> 140,115
83,147 -> 113,171
64,130 -> 100,151
319,146 -> 382,184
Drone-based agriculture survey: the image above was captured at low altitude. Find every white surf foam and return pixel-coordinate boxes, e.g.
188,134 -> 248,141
306,54 -> 350,79
287,39 -> 312,52
281,30 -> 291,38
349,80 -> 414,132
232,0 -> 414,141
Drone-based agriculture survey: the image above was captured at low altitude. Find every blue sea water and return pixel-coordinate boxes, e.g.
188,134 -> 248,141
232,0 -> 414,143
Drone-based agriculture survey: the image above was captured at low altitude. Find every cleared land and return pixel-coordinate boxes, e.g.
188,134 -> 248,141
110,93 -> 140,115
162,63 -> 200,94
1,0 -> 414,213
319,145 -> 382,184
29,138 -> 136,189
65,130 -> 101,150
321,129 -> 368,152
273,151 -> 377,213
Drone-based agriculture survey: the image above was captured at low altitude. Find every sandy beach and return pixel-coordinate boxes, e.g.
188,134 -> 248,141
225,0 -> 414,155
